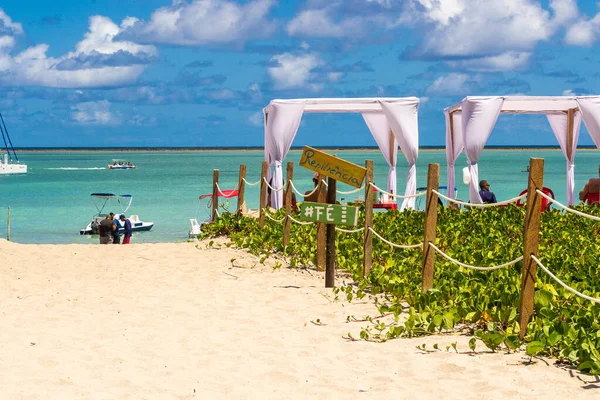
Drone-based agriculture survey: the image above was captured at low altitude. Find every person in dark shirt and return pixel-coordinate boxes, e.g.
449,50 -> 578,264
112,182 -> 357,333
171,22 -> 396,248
98,215 -> 115,244
479,180 -> 497,204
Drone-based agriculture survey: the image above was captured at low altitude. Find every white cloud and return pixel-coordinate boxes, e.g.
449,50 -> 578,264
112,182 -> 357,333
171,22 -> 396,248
286,4 -> 390,38
447,52 -> 531,72
120,0 -> 277,46
71,100 -> 121,125
0,13 -> 157,88
268,53 -> 325,90
402,0 -> 581,71
565,13 -> 600,46
414,0 -> 553,58
286,0 -> 580,72
248,111 -> 263,127
328,72 -> 343,82
0,9 -> 23,35
426,73 -> 479,95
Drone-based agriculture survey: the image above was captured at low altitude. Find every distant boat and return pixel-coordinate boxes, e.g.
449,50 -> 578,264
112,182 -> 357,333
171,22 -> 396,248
0,112 -> 27,175
108,159 -> 136,169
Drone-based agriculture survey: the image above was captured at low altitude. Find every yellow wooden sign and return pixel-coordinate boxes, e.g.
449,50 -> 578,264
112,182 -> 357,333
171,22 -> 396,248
299,146 -> 367,188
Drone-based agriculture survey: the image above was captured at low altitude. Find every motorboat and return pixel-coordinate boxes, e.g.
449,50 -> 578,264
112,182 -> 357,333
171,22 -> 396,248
0,112 -> 27,175
108,159 -> 136,169
188,189 -> 238,238
80,193 -> 154,235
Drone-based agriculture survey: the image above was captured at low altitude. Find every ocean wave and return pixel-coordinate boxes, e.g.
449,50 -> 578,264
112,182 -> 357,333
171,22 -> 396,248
46,167 -> 107,170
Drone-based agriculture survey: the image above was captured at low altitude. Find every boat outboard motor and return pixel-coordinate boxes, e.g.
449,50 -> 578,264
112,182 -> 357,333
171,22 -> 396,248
91,220 -> 99,234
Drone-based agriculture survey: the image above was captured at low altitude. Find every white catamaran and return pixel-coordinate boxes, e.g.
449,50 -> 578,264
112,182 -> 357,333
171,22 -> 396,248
0,112 -> 27,175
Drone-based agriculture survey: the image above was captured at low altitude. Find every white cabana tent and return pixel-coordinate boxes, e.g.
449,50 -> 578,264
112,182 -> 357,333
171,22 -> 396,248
444,96 -> 600,205
263,97 -> 420,210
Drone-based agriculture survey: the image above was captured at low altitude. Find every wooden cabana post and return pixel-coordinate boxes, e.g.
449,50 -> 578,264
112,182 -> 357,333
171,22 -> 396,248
421,163 -> 440,292
362,160 -> 374,277
236,164 -> 246,216
519,158 -> 544,339
283,162 -> 293,247
211,169 -> 219,221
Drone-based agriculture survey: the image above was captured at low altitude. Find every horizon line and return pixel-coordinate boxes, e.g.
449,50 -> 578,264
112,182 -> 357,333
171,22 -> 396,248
12,145 -> 597,151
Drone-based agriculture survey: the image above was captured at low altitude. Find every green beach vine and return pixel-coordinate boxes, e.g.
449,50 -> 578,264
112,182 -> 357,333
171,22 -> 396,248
200,204 -> 600,373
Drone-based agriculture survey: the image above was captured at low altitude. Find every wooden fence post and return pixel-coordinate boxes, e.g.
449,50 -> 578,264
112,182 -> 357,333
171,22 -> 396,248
519,157 -> 544,339
236,164 -> 246,216
421,163 -> 440,292
325,177 -> 337,288
316,174 -> 327,270
212,169 -> 219,221
283,162 -> 293,247
259,161 -> 268,227
362,160 -> 374,277
7,206 -> 10,241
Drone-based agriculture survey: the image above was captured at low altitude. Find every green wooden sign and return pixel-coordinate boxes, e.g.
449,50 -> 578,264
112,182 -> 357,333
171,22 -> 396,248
298,202 -> 359,226
299,146 -> 367,188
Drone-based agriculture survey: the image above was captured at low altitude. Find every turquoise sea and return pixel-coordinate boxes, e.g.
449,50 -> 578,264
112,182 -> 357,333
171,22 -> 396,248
0,149 -> 599,244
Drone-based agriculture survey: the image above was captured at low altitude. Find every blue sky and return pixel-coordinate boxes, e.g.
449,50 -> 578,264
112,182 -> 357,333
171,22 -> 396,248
1,0 -> 600,147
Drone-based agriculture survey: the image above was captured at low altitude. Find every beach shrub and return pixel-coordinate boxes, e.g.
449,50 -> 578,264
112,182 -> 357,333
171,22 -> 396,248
200,203 -> 600,373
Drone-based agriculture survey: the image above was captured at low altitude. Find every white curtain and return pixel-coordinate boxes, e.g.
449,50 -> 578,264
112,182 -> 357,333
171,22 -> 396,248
264,102 -> 305,208
576,98 -> 600,148
547,112 -> 582,205
380,100 -> 420,210
461,97 -> 504,203
444,110 -> 463,202
362,113 -> 397,195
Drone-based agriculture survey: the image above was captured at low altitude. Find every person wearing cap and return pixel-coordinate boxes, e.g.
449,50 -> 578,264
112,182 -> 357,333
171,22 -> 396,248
112,212 -> 122,244
304,172 -> 321,203
479,180 -> 497,204
120,214 -> 133,244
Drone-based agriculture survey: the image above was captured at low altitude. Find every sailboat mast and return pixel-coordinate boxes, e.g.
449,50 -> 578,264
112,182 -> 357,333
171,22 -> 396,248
0,113 -> 18,161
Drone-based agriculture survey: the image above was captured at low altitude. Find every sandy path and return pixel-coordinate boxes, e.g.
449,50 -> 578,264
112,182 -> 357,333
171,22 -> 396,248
0,239 -> 595,399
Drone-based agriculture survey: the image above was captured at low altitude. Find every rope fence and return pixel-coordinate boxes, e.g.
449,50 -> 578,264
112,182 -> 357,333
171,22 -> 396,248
531,255 -> 600,304
290,181 -> 319,198
370,182 -> 426,199
369,227 -> 423,249
242,177 -> 261,186
207,158 -> 600,339
215,182 -> 239,198
335,226 -> 364,233
433,190 -> 526,208
536,189 -> 600,222
429,242 -> 523,271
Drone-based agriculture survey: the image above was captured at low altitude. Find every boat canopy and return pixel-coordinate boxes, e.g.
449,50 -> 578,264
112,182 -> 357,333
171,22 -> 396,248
90,193 -> 133,214
91,193 -> 132,198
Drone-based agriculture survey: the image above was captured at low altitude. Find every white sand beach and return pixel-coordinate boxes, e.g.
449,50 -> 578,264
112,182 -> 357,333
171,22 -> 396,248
0,238 -> 596,399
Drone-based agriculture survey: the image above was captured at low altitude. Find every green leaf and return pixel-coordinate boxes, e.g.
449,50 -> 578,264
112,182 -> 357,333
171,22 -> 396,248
468,337 -> 477,352
526,341 -> 545,356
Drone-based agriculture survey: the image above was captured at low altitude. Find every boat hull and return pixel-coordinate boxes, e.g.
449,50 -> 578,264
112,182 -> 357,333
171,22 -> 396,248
108,165 -> 136,169
0,163 -> 27,174
80,221 -> 154,235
